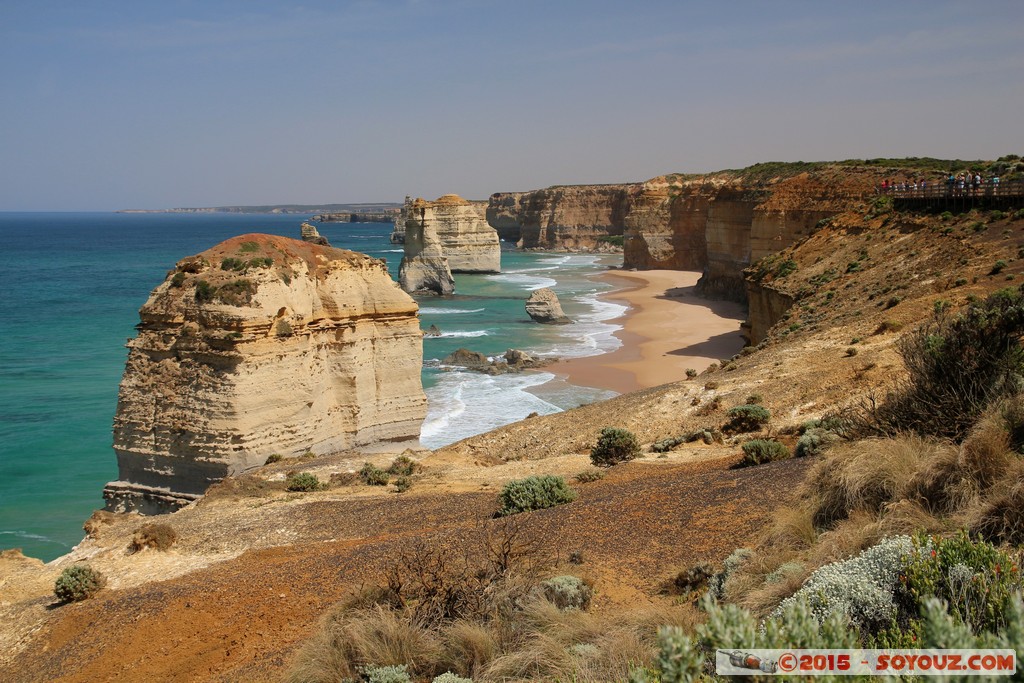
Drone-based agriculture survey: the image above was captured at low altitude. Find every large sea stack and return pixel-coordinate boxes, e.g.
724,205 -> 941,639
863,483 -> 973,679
105,234 -> 426,513
399,198 -> 456,295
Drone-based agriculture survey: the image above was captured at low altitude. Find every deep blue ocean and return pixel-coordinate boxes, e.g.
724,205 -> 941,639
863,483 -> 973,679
0,213 -> 622,561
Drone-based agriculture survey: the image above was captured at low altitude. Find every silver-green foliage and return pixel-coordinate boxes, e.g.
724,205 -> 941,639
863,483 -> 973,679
770,535 -> 914,629
539,575 -> 592,610
706,548 -> 752,601
431,673 -> 473,683
54,564 -> 106,602
795,427 -> 839,457
359,664 -> 411,683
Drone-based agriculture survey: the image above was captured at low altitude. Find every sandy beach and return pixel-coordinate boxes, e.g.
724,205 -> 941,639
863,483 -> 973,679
552,270 -> 747,394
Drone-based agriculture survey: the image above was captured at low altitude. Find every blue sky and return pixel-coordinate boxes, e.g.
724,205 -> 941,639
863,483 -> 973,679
1,1 -> 1021,210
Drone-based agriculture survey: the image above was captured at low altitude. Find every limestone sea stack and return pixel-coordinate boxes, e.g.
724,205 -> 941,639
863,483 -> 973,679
105,234 -> 426,513
525,288 -> 570,324
399,197 -> 456,295
427,194 -> 500,273
300,221 -> 330,246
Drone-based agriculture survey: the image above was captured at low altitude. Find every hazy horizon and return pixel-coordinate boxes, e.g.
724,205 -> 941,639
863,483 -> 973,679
2,1 -> 1022,211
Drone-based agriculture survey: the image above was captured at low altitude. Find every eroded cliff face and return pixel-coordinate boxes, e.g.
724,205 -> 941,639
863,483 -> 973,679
491,169 -> 877,303
106,234 -> 426,513
487,185 -> 635,249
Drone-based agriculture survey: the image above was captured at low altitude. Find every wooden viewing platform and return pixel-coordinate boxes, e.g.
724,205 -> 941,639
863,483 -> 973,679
885,179 -> 1024,212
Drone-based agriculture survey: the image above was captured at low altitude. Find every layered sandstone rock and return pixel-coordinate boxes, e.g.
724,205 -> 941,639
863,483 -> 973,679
409,194 -> 499,273
390,196 -> 411,244
526,288 -> 570,324
106,234 -> 426,513
487,185 -> 634,249
399,198 -> 455,295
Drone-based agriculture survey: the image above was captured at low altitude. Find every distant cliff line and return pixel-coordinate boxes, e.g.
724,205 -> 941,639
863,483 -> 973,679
117,202 -> 401,216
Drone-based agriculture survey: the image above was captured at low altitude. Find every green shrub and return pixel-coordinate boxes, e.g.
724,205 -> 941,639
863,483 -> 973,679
215,278 -> 256,306
386,455 -> 418,477
991,210 -> 1006,221
739,439 -> 789,466
745,393 -> 764,405
170,271 -> 186,287
239,240 -> 260,253
539,575 -> 592,610
775,259 -> 797,278
264,453 -> 283,465
685,368 -> 697,379
275,319 -> 293,337
706,548 -> 752,601
393,476 -> 411,493
359,463 -> 390,486
845,346 -> 858,357
221,257 -> 244,271
597,234 -> 624,247
895,532 -> 1023,636
497,475 -> 577,516
54,564 -> 106,603
286,472 -> 326,492
991,260 -> 1008,275
724,404 -> 770,433
194,280 -> 215,302
869,285 -> 1024,440
941,211 -> 953,220
590,427 -> 640,467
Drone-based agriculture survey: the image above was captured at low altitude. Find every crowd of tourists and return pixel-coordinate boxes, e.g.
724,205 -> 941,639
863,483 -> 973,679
879,172 -> 1003,196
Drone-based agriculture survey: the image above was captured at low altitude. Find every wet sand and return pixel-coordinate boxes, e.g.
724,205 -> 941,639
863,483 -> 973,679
552,270 -> 746,394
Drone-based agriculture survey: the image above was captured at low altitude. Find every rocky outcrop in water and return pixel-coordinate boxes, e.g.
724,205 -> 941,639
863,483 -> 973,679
106,234 -> 427,513
299,222 -> 330,246
404,194 -> 499,273
390,196 -> 411,244
442,347 -> 555,375
525,288 -> 570,324
399,198 -> 456,295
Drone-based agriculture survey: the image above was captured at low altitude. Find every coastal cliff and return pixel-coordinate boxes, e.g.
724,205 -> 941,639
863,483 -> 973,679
488,165 -> 882,301
487,185 -> 635,249
418,194 -> 499,272
105,234 -> 426,513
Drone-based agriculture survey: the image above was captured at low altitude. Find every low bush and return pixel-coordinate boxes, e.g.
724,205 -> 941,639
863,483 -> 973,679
724,404 -> 770,433
215,278 -> 256,306
387,455 -> 419,477
286,472 -> 326,492
194,280 -> 215,302
360,463 -> 390,486
685,368 -> 697,379
795,428 -> 839,457
359,664 -> 411,683
170,271 -> 186,287
590,427 -> 640,467
739,439 -> 790,466
432,674 -> 473,683
128,523 -> 178,552
54,564 -> 106,603
393,476 -> 412,493
497,475 -> 577,516
574,469 -> 604,483
539,575 -> 592,611
264,453 -> 283,465
991,260 -> 1008,275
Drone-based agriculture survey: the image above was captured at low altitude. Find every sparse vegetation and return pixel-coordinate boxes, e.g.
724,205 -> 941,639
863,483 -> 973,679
54,565 -> 106,603
574,469 -> 605,483
128,523 -> 178,552
685,368 -> 697,379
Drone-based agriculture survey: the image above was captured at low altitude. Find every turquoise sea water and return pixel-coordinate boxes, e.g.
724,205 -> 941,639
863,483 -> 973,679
0,213 -> 621,561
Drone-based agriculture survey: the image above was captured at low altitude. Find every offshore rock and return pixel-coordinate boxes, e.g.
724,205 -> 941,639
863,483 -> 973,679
390,196 -> 411,244
410,194 -> 499,273
299,222 -> 330,246
526,288 -> 571,324
399,197 -> 456,295
106,234 -> 426,513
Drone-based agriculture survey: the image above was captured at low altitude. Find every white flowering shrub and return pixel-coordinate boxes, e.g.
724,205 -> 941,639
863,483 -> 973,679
431,673 -> 473,683
770,535 -> 914,629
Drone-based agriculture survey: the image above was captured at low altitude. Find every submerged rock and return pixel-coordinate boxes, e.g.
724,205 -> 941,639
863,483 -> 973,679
106,233 -> 426,514
424,324 -> 442,337
525,288 -> 571,324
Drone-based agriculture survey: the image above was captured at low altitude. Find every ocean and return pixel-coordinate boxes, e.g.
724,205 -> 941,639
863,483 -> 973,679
0,213 -> 622,562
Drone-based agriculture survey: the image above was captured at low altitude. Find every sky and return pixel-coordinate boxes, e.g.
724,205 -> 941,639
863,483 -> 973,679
1,1 -> 1022,211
